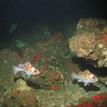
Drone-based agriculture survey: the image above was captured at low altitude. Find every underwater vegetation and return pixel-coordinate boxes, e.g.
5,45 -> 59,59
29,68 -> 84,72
15,40 -> 26,49
14,40 -> 27,59
0,18 -> 107,107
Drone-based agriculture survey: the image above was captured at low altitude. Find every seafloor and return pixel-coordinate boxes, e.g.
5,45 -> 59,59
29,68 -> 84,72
0,20 -> 107,107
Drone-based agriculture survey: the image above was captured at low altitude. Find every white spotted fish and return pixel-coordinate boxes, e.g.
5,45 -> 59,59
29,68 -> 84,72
13,61 -> 40,78
71,69 -> 98,86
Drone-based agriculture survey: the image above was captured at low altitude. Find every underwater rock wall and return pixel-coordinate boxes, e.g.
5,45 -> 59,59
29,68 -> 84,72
68,18 -> 107,68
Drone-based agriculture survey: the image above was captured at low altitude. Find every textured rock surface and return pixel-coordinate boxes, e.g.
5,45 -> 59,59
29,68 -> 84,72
26,70 -> 65,90
0,22 -> 107,107
13,79 -> 32,91
68,18 -> 107,68
1,79 -> 38,107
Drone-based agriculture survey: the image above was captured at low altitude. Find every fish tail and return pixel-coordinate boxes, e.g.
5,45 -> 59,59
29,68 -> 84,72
71,72 -> 77,80
13,66 -> 21,75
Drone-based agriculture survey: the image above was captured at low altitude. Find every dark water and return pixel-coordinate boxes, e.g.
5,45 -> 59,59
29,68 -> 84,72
0,0 -> 106,46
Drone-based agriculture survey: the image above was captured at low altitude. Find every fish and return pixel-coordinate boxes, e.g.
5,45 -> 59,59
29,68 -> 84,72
13,61 -> 40,78
71,69 -> 98,86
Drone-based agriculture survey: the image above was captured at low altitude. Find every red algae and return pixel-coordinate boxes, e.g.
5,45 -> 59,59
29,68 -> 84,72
77,102 -> 94,107
92,93 -> 107,103
75,93 -> 107,107
103,34 -> 107,42
33,53 -> 42,63
91,93 -> 107,107
50,84 -> 61,91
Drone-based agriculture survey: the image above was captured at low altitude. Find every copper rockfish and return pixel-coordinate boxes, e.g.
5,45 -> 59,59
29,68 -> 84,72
71,70 -> 98,86
13,61 -> 40,78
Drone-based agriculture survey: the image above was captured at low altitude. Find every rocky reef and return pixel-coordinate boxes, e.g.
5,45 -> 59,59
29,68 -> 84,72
68,18 -> 107,68
1,79 -> 38,107
0,19 -> 107,107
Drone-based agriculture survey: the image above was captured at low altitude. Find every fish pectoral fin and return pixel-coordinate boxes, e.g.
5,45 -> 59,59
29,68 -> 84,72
84,83 -> 88,86
13,66 -> 22,74
26,75 -> 31,78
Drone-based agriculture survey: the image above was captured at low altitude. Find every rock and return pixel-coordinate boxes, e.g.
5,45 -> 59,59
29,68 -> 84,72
68,32 -> 96,58
13,79 -> 31,92
2,79 -> 38,107
68,18 -> 107,68
46,71 -> 64,83
76,18 -> 107,31
26,70 -> 65,90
